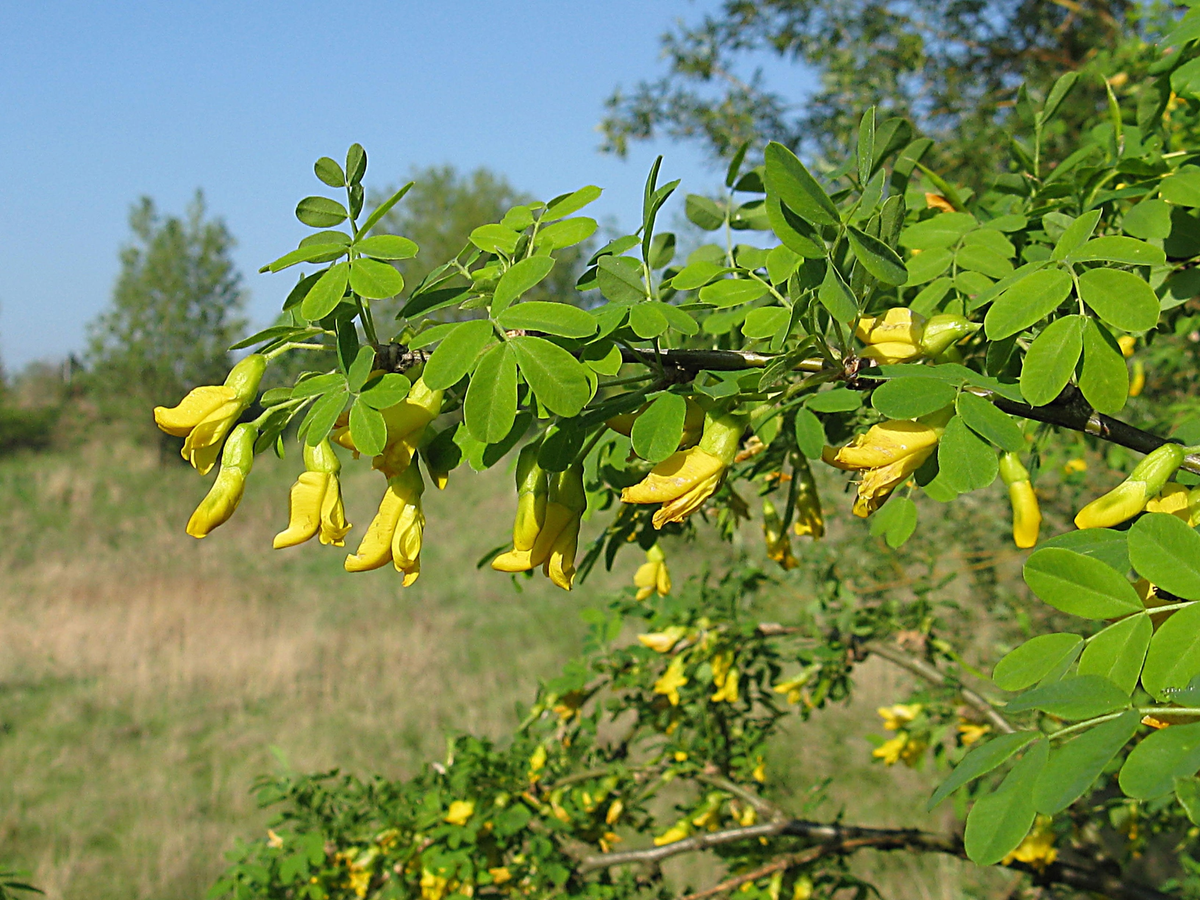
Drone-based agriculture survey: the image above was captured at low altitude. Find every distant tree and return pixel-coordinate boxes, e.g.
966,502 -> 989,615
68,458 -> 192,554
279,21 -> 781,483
86,192 -> 246,426
601,0 -> 1178,188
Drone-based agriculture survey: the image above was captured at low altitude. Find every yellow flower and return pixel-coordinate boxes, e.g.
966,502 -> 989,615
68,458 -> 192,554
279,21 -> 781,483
634,543 -> 672,599
773,672 -> 812,705
491,443 -> 549,571
999,453 -> 1040,549
638,625 -> 688,654
958,720 -> 991,746
493,464 -> 586,591
654,655 -> 689,706
273,439 -> 351,548
186,423 -> 257,538
710,652 -> 739,703
826,411 -> 949,517
877,703 -> 923,731
1002,815 -> 1057,871
621,411 -> 744,528
792,458 -> 824,539
420,868 -> 449,900
872,735 -> 907,766
1118,335 -> 1136,358
1075,443 -> 1185,529
154,354 -> 267,475
487,867 -> 511,885
528,744 -> 547,781
1063,457 -> 1088,475
444,800 -> 475,826
793,876 -> 814,900
374,377 -> 443,477
1146,482 -> 1193,522
344,463 -> 425,583
1130,359 -> 1145,397
653,821 -> 692,846
762,499 -> 799,570
856,308 -> 925,364
605,799 -> 624,825
751,757 -> 766,783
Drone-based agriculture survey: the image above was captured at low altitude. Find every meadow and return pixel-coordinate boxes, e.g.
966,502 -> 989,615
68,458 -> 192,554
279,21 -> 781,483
0,440 -> 1031,899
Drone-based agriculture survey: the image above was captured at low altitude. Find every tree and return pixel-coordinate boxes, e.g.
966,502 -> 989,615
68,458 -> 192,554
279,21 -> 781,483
600,0 -> 1176,187
150,12 -> 1200,899
86,191 -> 246,426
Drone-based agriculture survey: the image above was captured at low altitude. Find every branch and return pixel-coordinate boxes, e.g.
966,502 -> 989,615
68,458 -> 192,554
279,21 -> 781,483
581,819 -> 1171,900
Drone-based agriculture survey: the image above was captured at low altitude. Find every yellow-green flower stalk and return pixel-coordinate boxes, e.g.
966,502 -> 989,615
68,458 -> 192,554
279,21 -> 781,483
633,543 -> 671,600
792,456 -> 825,539
155,353 -> 266,475
494,463 -> 586,591
273,439 -> 351,549
491,443 -> 549,572
344,462 -> 425,584
186,423 -> 257,538
999,453 -> 1041,549
1075,443 -> 1186,529
621,410 -> 745,528
762,499 -> 798,570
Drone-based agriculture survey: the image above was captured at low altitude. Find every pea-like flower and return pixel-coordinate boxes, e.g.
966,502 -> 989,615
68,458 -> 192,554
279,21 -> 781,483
877,703 -> 923,731
333,376 -> 443,478
493,463 -> 586,591
638,625 -> 688,654
443,800 -> 475,826
654,655 -> 689,706
344,463 -> 425,584
824,411 -> 949,516
634,543 -> 671,600
1146,483 -> 1200,525
490,443 -> 548,572
855,309 -> 977,364
1002,815 -> 1057,871
154,354 -> 267,475
1075,443 -> 1185,529
762,499 -> 798,570
792,457 -> 825,539
621,410 -> 745,528
186,423 -> 257,538
999,452 -> 1041,549
273,438 -> 351,549
710,652 -> 739,703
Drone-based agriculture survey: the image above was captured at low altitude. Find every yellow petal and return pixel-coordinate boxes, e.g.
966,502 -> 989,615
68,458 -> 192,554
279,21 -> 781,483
273,471 -> 329,549
543,516 -> 580,591
1074,480 -> 1148,530
318,477 -> 351,546
492,548 -> 535,572
852,447 -> 933,517
344,485 -> 406,572
186,467 -> 246,538
1008,480 -> 1042,549
621,447 -> 725,506
830,420 -> 941,471
154,385 -> 238,436
855,307 -> 924,346
529,502 -> 575,569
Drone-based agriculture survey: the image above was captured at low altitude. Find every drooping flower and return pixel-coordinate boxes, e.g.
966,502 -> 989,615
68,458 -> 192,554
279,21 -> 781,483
493,463 -> 586,591
654,655 -> 689,706
491,443 -> 548,572
854,308 -> 977,364
155,354 -> 267,475
621,410 -> 745,528
1130,360 -> 1146,397
762,499 -> 799,570
186,423 -> 257,538
792,456 -> 825,539
344,462 -> 425,584
334,376 -> 443,478
273,439 -> 351,548
1146,482 -> 1200,525
634,543 -> 671,600
957,720 -> 991,746
638,625 -> 688,654
999,452 -> 1041,549
653,820 -> 692,846
872,732 -> 927,767
877,703 -> 923,731
444,800 -> 475,826
710,652 -> 739,703
1075,443 -> 1185,529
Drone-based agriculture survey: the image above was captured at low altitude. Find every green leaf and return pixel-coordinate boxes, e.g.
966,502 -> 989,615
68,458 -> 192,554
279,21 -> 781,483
469,223 -> 521,256
1040,528 -> 1130,572
1123,199 -> 1173,240
929,732 -> 1040,810
300,262 -> 350,320
847,226 -> 907,285
492,257 -> 557,315
818,264 -> 857,323
631,393 -> 687,464
899,213 -> 977,250
1004,675 -> 1131,719
672,260 -> 729,291
1120,721 -> 1200,799
983,268 -> 1072,340
1161,167 -> 1200,207
359,373 -> 411,410
869,496 -> 917,548
805,388 -> 862,413
510,336 -> 593,417
1129,513 -> 1200,599
1067,236 -> 1166,266
349,258 -> 404,300
937,416 -> 998,494
292,372 -> 345,399
1178,776 -> 1200,825
629,303 -> 668,338
535,217 -> 597,251
741,307 -> 791,340
497,300 -> 597,339
871,377 -> 957,419
545,185 -> 602,220
346,345 -> 374,392
1050,209 -> 1101,261
1143,602 -> 1200,700
764,141 -> 840,227
1078,615 -> 1152,695
345,143 -> 366,185
699,278 -> 770,308
1077,267 -> 1161,333
793,408 -> 826,459
1079,318 -> 1129,415
596,255 -> 647,303
464,343 -> 517,443
685,194 -> 725,231
857,107 -> 875,185
993,633 -> 1084,692
302,388 -> 348,447
314,156 -> 346,187
349,399 -> 387,457
903,248 -> 953,286
355,234 -> 418,260
537,421 -> 584,472
296,196 -> 349,228
653,301 -> 700,336
263,243 -> 349,273
359,182 -> 414,236
1019,315 -> 1084,407
1023,547 -> 1144,619
1034,710 -> 1139,814
648,232 -> 676,269
765,195 -> 827,258
423,319 -> 496,391
1040,71 -> 1079,126
955,392 -> 1024,453
963,740 -> 1046,866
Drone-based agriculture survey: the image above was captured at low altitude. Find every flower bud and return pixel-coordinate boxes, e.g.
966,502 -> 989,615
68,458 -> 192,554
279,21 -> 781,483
920,314 -> 979,357
999,453 -> 1040,548
186,423 -> 257,538
1075,443 -> 1186,529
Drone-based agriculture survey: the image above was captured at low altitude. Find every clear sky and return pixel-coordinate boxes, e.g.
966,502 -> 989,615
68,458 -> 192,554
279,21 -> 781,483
0,2 -> 807,370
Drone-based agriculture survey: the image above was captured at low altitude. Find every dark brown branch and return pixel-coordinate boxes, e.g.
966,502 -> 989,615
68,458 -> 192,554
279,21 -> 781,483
581,818 -> 1170,900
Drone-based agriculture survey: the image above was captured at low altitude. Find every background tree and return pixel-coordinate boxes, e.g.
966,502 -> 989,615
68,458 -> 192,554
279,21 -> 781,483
86,191 -> 246,429
601,0 -> 1176,187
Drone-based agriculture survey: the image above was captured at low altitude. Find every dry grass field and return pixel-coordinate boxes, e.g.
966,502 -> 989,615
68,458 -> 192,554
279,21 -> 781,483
0,441 -> 1017,899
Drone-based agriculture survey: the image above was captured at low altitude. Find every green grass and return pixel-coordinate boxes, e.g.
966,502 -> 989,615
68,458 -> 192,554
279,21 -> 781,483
0,441 -> 1022,899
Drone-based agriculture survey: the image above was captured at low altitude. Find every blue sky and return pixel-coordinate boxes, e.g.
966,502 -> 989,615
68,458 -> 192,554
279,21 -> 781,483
0,2 -> 808,370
